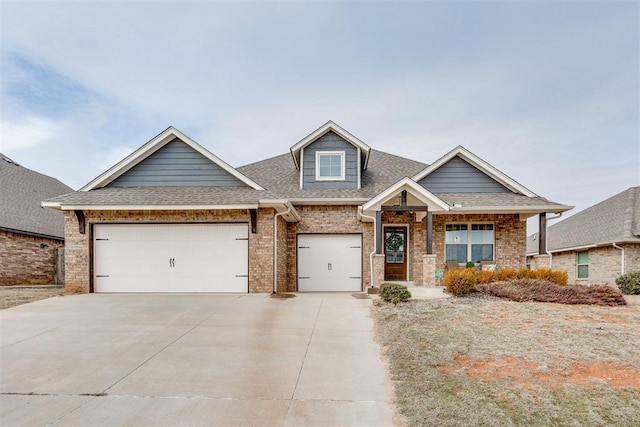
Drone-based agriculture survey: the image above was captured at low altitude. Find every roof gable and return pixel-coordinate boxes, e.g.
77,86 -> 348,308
81,127 -> 264,191
290,121 -> 371,171
412,146 -> 537,197
418,156 -> 511,193
108,138 -> 247,188
362,177 -> 450,213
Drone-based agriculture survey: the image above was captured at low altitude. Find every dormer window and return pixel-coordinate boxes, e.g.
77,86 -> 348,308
316,151 -> 345,181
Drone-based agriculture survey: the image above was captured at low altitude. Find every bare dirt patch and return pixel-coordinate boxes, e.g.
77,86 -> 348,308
0,286 -> 65,309
373,296 -> 640,426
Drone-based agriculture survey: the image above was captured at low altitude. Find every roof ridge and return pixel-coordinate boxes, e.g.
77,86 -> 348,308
368,148 -> 429,167
237,152 -> 292,170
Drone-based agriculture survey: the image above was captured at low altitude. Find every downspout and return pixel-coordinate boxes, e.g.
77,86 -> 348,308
273,206 -> 292,294
612,243 -> 625,276
540,212 -> 563,267
546,212 -> 564,222
359,208 -> 377,289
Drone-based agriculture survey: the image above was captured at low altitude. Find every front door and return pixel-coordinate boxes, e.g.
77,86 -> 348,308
384,227 -> 407,281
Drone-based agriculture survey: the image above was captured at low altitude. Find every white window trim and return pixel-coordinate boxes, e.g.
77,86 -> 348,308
445,222 -> 495,265
577,250 -> 589,279
315,151 -> 346,181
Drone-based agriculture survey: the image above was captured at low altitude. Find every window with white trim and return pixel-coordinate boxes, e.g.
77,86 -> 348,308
316,151 -> 345,181
445,223 -> 494,264
577,250 -> 589,279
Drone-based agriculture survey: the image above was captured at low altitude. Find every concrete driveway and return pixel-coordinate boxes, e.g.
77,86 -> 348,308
0,293 -> 395,426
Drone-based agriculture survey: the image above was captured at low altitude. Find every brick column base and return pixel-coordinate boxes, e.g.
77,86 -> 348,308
372,254 -> 385,288
532,254 -> 552,270
422,254 -> 437,286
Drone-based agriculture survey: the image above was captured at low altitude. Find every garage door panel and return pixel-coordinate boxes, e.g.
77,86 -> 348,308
298,234 -> 362,292
94,223 -> 248,293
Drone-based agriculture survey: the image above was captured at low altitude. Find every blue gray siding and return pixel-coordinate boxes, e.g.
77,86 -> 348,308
419,156 -> 510,193
302,131 -> 358,189
108,138 -> 246,187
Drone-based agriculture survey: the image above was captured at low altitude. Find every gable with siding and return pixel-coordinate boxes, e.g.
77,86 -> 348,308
108,138 -> 247,187
302,131 -> 358,189
418,156 -> 510,193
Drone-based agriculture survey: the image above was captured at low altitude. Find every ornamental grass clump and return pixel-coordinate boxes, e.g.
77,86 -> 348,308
443,269 -> 478,296
616,271 -> 640,295
379,283 -> 412,305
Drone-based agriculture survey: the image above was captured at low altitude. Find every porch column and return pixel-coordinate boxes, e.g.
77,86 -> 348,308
426,210 -> 433,255
538,212 -> 547,255
375,210 -> 383,254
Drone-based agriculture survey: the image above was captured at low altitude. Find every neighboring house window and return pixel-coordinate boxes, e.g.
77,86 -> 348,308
577,250 -> 589,279
445,223 -> 494,264
316,151 -> 345,180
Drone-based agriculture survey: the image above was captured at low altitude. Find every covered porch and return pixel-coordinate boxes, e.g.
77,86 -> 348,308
360,178 -> 450,287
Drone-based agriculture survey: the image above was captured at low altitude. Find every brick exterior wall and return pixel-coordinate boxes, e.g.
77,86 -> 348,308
0,230 -> 64,285
377,212 -> 525,285
624,244 -> 640,275
62,207 -> 530,293
276,214 -> 288,292
285,205 -> 374,291
431,213 -> 526,272
64,209 -> 276,294
551,243 -> 640,286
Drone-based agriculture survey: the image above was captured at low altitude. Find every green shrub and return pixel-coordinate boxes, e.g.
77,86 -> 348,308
465,261 -> 475,268
443,269 -> 477,296
616,271 -> 640,295
379,283 -> 412,304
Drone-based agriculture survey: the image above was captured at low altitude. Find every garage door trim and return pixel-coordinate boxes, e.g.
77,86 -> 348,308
91,222 -> 249,293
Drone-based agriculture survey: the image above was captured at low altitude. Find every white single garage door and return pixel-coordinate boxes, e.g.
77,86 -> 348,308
94,223 -> 248,293
297,234 -> 362,292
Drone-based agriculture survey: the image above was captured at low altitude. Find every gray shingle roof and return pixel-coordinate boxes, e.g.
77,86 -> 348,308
45,186 -> 266,206
546,186 -> 640,251
0,154 -> 73,239
436,192 -> 568,210
237,149 -> 428,200
45,144 -> 570,215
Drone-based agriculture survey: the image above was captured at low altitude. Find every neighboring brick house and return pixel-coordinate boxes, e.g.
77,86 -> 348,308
0,154 -> 73,285
44,122 -> 571,294
528,186 -> 640,286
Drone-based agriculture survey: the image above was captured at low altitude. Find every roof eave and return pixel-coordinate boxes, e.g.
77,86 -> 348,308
0,226 -> 64,241
549,239 -> 640,253
47,204 -> 260,211
258,199 -> 301,222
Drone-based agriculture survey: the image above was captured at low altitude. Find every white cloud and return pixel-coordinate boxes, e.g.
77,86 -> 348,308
0,116 -> 63,151
0,0 -> 637,230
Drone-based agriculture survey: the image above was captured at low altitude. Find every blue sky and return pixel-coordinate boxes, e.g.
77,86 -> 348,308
1,0 -> 638,232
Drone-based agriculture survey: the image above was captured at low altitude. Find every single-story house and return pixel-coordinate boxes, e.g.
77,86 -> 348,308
1,153 -> 73,285
44,121 -> 571,293
527,186 -> 640,286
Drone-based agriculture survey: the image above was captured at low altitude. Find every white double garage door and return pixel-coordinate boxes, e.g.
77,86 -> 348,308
93,223 -> 362,293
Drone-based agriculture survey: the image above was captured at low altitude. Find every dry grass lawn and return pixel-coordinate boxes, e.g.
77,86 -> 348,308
0,286 -> 65,309
373,294 -> 640,426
